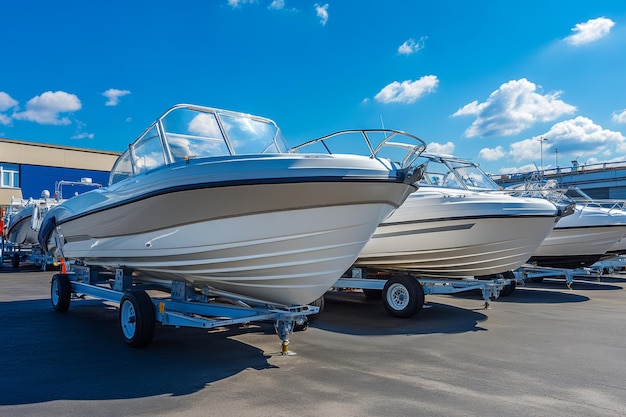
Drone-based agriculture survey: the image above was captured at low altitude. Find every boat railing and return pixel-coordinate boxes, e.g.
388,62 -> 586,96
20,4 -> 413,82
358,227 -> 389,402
289,129 -> 427,170
564,186 -> 626,213
53,178 -> 103,201
505,180 -> 569,201
569,198 -> 626,213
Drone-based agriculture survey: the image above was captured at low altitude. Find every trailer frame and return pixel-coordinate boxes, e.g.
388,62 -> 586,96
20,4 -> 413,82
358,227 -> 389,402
50,264 -> 318,355
333,267 -> 509,318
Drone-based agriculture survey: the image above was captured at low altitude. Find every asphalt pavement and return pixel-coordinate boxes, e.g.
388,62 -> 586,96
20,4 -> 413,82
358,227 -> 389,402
1,263 -> 625,417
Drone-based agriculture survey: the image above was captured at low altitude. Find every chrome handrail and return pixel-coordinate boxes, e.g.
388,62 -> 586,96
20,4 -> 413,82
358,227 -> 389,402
290,129 -> 427,170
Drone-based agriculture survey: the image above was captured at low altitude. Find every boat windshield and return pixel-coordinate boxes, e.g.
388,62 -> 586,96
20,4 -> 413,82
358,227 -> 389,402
109,105 -> 288,185
565,187 -> 593,201
419,155 -> 500,191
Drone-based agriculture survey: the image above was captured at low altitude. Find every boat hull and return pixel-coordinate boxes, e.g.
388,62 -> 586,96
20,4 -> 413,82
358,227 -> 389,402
530,226 -> 626,269
356,189 -> 558,277
606,235 -> 626,256
57,203 -> 394,306
42,156 -> 415,306
530,206 -> 626,269
6,206 -> 37,246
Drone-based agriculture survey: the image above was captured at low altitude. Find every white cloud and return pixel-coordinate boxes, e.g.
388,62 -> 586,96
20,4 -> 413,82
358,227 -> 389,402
498,163 -> 538,175
13,91 -> 81,125
508,117 -> 626,163
509,138 -> 546,163
478,146 -> 505,161
71,132 -> 95,140
426,141 -> 455,155
612,109 -> 626,124
103,88 -> 131,106
584,155 -> 626,166
0,92 -> 18,111
375,75 -> 439,104
398,37 -> 426,56
269,0 -> 284,9
227,0 -> 257,8
564,17 -> 615,46
544,116 -> 626,154
315,3 -> 328,25
0,92 -> 18,125
0,91 -> 18,126
452,78 -> 577,138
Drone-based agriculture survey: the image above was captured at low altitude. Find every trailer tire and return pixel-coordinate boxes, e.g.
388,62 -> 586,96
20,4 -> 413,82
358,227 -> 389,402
382,274 -> 424,318
362,288 -> 383,300
295,296 -> 325,331
51,274 -> 71,312
499,271 -> 516,297
119,290 -> 155,348
12,253 -> 19,268
307,296 -> 325,323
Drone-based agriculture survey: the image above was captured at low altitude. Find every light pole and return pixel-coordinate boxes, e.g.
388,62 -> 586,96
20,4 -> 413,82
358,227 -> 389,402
555,148 -> 558,168
537,136 -> 548,171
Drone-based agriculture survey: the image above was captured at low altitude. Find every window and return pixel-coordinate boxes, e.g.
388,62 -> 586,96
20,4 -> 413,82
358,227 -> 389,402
0,163 -> 19,188
109,152 -> 133,185
163,109 -> 229,161
133,126 -> 166,174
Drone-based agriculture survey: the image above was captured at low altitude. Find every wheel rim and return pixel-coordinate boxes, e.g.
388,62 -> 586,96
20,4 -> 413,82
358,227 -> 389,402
386,283 -> 409,310
120,300 -> 137,340
51,279 -> 59,306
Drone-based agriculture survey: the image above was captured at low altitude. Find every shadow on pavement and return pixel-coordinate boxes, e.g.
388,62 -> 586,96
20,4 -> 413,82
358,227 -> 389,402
521,277 -> 624,292
311,290 -> 488,336
0,298 -> 277,406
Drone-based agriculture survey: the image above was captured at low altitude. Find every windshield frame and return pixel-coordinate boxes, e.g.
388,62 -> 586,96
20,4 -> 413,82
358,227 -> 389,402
418,154 -> 501,191
108,104 -> 285,186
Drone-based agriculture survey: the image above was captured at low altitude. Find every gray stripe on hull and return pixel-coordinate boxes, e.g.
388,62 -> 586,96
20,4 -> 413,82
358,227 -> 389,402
59,181 -> 412,241
372,222 -> 475,239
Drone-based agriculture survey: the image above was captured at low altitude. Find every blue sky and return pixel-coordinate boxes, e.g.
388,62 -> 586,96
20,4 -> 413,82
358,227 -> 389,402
2,0 -> 626,175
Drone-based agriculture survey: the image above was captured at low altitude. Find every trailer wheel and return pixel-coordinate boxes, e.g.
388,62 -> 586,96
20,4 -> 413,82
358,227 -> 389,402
362,288 -> 383,300
295,296 -> 325,331
307,296 -> 325,323
499,271 -> 516,297
382,274 -> 424,318
12,253 -> 19,268
119,290 -> 155,348
51,274 -> 71,312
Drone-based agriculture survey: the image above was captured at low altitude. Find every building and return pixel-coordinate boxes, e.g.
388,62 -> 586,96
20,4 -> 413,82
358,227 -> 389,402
494,160 -> 626,200
0,138 -> 120,207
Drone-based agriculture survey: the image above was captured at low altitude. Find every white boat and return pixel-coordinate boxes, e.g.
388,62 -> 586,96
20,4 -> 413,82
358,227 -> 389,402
355,154 -> 560,277
39,104 -> 426,307
528,186 -> 626,268
607,236 -> 626,256
6,191 -> 55,246
566,187 -> 626,257
5,179 -> 101,247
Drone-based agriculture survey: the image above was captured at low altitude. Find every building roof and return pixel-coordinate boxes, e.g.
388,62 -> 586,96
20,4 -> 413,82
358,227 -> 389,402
0,137 -> 120,171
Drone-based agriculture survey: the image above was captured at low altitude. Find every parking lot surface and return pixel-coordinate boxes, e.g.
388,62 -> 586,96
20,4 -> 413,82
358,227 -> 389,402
1,264 -> 625,417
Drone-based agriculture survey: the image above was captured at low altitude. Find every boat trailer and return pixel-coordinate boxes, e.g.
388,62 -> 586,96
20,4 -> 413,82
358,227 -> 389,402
588,255 -> 626,276
333,267 -> 510,318
50,264 -> 318,355
2,242 -> 57,270
513,264 -> 577,288
513,256 -> 626,286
